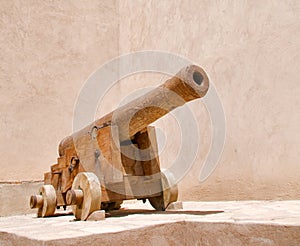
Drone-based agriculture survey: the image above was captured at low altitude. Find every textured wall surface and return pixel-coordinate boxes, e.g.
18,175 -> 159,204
0,0 -> 300,202
0,0 -> 119,181
118,0 -> 300,200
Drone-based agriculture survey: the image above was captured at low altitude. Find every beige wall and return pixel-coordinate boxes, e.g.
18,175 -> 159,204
118,0 -> 300,200
0,0 -> 119,181
1,0 -> 300,202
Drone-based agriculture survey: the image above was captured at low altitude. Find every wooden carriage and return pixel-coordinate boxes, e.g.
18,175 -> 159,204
30,65 -> 209,220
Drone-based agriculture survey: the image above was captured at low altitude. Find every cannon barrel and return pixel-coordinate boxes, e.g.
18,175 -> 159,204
59,65 -> 209,156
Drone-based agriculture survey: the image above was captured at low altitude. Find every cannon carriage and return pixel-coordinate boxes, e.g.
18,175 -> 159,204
30,65 -> 209,220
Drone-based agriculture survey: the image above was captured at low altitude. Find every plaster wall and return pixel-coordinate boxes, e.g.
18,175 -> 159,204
118,0 -> 300,200
0,0 -> 119,181
0,0 -> 299,205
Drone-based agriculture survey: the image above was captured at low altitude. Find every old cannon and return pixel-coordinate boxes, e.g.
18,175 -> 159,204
30,65 -> 209,220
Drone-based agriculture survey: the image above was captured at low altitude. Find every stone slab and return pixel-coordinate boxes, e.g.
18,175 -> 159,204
0,200 -> 300,245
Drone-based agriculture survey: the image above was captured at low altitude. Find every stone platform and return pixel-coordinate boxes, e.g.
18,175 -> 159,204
1,200 -> 300,245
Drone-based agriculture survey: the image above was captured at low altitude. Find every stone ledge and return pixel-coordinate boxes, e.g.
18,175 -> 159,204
0,182 -> 43,217
0,201 -> 300,245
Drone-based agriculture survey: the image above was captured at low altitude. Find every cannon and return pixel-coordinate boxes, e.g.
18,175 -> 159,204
30,65 -> 209,220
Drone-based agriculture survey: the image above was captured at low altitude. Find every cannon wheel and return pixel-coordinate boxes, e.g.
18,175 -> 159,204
71,172 -> 101,221
148,170 -> 178,211
30,185 -> 56,217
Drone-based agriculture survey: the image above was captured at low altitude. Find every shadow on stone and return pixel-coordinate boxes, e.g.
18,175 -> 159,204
105,209 -> 224,218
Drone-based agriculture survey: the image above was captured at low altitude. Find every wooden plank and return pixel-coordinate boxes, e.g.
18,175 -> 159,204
50,164 -> 60,173
51,173 -> 60,190
123,175 -> 162,198
134,126 -> 161,176
61,168 -> 72,193
56,191 -> 65,206
109,126 -> 124,183
57,156 -> 67,169
123,175 -> 135,200
101,182 -> 126,202
72,132 -> 98,172
120,145 -> 136,175
44,172 -> 52,185
97,126 -> 124,184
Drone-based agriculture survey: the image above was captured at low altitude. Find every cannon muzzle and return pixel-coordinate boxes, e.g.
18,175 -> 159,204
108,65 -> 209,141
59,65 -> 209,155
